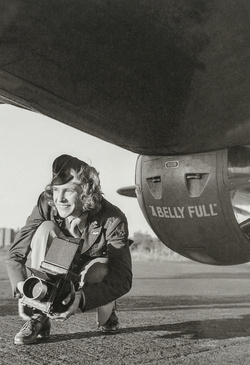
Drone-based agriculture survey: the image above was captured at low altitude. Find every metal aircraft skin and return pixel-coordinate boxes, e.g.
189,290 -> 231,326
1,1 -> 250,265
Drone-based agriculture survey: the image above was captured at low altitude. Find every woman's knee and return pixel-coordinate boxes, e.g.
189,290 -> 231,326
30,221 -> 61,267
35,221 -> 60,236
31,221 -> 61,251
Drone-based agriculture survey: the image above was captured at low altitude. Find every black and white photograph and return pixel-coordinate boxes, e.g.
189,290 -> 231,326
1,1 -> 250,364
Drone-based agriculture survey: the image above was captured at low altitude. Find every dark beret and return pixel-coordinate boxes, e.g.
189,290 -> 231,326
52,154 -> 88,185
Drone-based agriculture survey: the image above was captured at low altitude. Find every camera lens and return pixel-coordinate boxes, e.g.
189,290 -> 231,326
23,277 -> 48,300
32,281 -> 45,298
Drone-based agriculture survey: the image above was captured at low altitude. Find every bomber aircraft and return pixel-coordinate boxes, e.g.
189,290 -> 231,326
1,1 -> 250,265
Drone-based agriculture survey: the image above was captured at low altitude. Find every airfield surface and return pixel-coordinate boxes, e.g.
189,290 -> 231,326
1,249 -> 250,365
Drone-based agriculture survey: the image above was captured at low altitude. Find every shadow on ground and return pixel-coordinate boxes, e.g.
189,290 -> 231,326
2,296 -> 250,346
32,314 -> 250,344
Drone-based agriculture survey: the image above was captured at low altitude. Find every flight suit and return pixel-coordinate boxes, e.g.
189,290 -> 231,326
6,193 -> 132,312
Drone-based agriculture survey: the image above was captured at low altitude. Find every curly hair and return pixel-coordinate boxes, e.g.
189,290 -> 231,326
45,164 -> 103,212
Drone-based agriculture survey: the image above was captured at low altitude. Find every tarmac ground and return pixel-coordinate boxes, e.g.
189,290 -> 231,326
1,249 -> 250,365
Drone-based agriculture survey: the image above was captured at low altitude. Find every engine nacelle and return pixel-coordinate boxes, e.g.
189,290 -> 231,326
135,147 -> 250,265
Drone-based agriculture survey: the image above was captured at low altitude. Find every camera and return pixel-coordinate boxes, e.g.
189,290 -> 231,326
21,237 -> 82,314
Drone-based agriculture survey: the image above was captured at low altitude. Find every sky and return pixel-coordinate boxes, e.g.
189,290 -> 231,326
0,104 -> 154,237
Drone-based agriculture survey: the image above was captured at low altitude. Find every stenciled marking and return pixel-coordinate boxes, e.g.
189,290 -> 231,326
149,204 -> 218,219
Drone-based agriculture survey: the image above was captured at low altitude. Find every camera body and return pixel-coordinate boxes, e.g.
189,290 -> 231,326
21,237 -> 82,314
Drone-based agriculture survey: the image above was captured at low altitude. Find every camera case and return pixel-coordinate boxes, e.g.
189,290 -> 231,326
21,237 -> 82,314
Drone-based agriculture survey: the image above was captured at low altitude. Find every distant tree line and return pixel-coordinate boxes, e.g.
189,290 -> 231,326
0,228 -> 18,248
130,231 -> 187,261
0,227 -> 186,261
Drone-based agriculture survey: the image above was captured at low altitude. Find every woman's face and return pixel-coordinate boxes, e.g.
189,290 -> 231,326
52,181 -> 83,218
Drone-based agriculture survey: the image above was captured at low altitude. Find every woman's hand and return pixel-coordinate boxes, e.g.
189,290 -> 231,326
48,290 -> 84,322
17,280 -> 34,320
